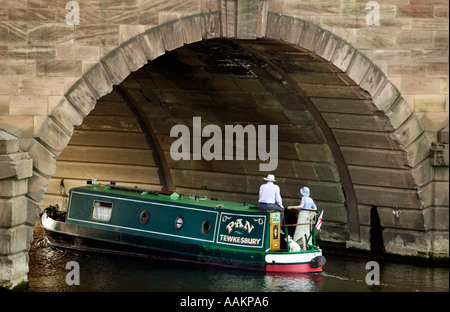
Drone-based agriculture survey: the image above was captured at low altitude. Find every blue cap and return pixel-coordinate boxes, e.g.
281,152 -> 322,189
300,186 -> 310,196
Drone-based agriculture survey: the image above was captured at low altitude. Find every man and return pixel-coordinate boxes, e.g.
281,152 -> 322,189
258,174 -> 284,225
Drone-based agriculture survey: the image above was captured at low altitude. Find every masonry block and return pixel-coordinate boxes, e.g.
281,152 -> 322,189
121,39 -> 148,73
414,94 -> 447,112
0,130 -> 19,154
0,196 -> 28,228
383,228 -> 430,256
49,98 -> 83,136
373,81 -> 401,113
0,179 -> 28,198
35,118 -> 71,156
0,152 -> 32,181
430,231 -> 449,255
65,79 -> 98,117
317,221 -> 347,243
359,64 -> 387,97
356,28 -> 396,50
331,40 -> 356,72
393,114 -> 424,149
266,13 -> 285,40
345,52 -> 371,85
171,169 -> 249,193
26,198 -> 41,226
181,15 -> 203,44
280,16 -> 303,45
0,116 -> 34,139
291,160 -> 319,181
410,159 -> 433,189
36,59 -> 82,77
323,113 -> 390,131
221,0 -> 237,37
378,199 -> 409,241
278,124 -> 325,144
357,205 -> 371,226
316,202 -> 348,224
341,146 -> 409,169
27,170 -> 49,203
438,127 -> 449,143
83,63 -> 114,100
315,31 -> 339,62
160,20 -> 184,51
0,226 -> 29,255
139,28 -> 166,61
0,252 -> 28,290
313,162 -> 341,182
201,12 -> 221,39
298,22 -> 323,52
406,133 -> 433,167
354,185 -> 421,209
101,49 -> 131,86
386,98 -> 413,130
26,139 -> 57,178
308,181 -> 346,204
295,143 -> 334,162
237,0 -> 259,39
432,206 -> 449,231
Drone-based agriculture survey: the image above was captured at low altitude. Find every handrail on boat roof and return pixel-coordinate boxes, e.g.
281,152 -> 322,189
104,183 -> 160,195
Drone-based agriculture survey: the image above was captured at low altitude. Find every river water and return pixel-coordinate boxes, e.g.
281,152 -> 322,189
26,223 -> 448,292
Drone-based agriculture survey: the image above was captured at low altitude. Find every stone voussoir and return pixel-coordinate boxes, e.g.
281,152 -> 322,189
101,48 -> 132,86
65,78 -> 98,117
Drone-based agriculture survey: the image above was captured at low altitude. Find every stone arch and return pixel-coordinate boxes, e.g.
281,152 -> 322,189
26,12 -> 221,206
26,12 -> 433,259
261,13 -> 434,254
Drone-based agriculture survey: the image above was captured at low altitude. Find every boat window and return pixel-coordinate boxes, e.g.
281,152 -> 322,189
91,200 -> 113,222
202,220 -> 211,234
140,210 -> 150,225
175,216 -> 184,230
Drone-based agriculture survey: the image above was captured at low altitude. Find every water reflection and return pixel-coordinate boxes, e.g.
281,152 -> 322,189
263,273 -> 322,292
27,224 -> 448,292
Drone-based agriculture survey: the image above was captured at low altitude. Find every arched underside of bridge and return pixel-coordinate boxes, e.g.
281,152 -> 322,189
20,14 -> 440,279
36,36 -> 434,254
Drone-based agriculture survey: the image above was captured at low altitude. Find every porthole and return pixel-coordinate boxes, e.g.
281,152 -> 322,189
175,216 -> 184,230
202,220 -> 211,234
140,210 -> 150,225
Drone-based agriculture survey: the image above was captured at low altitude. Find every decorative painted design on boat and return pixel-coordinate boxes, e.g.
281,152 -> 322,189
216,212 -> 266,248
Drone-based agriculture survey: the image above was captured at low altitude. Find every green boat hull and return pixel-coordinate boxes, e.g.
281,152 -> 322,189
41,184 -> 325,273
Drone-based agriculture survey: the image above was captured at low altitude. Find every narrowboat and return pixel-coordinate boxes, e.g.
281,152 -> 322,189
40,182 -> 326,273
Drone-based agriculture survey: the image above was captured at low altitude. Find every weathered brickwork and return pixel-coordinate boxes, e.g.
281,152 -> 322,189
0,0 -> 448,289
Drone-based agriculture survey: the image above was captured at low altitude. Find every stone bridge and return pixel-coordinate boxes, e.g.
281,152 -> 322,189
0,0 -> 448,289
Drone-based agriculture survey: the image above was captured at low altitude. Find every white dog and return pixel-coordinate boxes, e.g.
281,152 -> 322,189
286,235 -> 301,252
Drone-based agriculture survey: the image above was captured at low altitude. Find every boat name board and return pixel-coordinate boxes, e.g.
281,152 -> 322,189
216,212 -> 266,248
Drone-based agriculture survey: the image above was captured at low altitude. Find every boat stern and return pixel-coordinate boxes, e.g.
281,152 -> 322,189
265,251 -> 326,273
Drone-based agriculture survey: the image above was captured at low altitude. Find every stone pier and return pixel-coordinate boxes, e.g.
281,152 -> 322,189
0,130 -> 34,290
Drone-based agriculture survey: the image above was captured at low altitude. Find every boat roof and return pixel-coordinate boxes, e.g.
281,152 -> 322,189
72,184 -> 260,212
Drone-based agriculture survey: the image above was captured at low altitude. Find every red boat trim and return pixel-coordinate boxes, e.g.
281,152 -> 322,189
266,263 -> 323,273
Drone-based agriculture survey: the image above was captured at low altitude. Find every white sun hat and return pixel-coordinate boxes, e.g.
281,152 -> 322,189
263,174 -> 276,182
